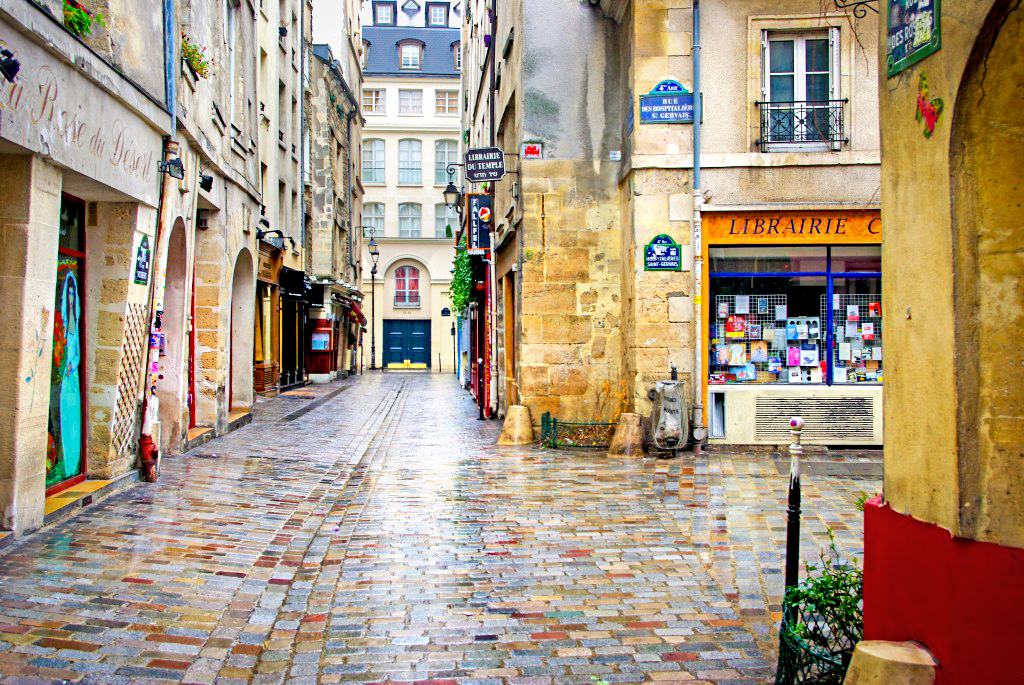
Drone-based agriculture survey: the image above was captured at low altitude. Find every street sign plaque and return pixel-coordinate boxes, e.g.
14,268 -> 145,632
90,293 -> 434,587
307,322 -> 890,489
639,80 -> 694,125
465,147 -> 506,182
644,234 -> 682,271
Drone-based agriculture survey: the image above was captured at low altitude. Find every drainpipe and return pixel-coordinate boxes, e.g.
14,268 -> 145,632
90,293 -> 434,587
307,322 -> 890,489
487,0 -> 498,416
138,0 -> 179,481
691,0 -> 706,452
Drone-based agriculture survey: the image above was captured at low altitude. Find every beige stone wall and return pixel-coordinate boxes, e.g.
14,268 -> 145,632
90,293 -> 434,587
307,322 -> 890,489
879,0 -> 1023,548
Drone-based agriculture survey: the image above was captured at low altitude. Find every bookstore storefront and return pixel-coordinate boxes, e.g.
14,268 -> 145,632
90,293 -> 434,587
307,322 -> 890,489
702,209 -> 883,445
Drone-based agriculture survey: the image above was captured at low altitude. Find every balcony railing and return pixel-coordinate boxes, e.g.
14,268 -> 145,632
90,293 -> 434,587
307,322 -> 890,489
755,99 -> 848,150
394,295 -> 420,308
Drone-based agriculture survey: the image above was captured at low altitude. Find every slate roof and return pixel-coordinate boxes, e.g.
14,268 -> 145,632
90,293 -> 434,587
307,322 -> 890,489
362,26 -> 461,78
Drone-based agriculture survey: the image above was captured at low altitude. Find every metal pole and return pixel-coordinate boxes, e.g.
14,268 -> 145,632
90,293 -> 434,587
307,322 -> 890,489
477,357 -> 485,420
370,266 -> 377,370
691,0 -> 706,454
785,416 -> 805,589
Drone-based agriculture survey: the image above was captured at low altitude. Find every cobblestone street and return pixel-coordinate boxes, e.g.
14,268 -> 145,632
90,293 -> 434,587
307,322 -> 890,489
0,374 -> 879,685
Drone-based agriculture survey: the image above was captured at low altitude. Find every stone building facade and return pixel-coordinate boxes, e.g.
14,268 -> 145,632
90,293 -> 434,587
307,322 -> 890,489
461,0 -> 882,445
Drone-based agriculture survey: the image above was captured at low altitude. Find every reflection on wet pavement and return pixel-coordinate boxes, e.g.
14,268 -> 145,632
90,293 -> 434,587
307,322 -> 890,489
0,374 -> 877,684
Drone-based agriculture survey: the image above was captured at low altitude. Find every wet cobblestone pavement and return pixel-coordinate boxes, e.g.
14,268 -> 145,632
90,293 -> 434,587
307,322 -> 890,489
0,374 -> 879,684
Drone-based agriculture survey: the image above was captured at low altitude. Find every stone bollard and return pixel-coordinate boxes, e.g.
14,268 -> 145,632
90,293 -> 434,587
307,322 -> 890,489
843,641 -> 938,685
608,413 -> 644,456
498,405 -> 534,446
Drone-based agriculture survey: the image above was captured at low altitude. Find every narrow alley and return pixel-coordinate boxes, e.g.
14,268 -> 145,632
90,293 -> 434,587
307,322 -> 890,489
0,374 -> 876,685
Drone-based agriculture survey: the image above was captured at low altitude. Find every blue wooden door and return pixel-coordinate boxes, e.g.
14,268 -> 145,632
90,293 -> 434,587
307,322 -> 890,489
384,320 -> 431,366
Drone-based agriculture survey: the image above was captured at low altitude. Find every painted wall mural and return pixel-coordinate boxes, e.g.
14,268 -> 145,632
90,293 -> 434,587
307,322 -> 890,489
47,255 -> 84,488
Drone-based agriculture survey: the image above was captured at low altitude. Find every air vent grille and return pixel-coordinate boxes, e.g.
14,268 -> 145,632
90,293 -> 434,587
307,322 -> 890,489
754,395 -> 874,442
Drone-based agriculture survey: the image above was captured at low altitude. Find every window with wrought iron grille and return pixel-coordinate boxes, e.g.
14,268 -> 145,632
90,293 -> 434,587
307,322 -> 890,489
362,139 -> 385,184
398,204 -> 422,238
395,265 -> 421,307
363,203 -> 384,236
399,89 -> 422,114
398,139 -> 422,184
758,29 -> 846,151
434,139 -> 458,184
435,203 -> 457,238
362,89 -> 385,114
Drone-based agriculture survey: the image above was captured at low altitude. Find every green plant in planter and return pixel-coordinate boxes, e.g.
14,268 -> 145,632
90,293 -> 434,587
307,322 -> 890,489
181,33 -> 213,79
63,0 -> 105,38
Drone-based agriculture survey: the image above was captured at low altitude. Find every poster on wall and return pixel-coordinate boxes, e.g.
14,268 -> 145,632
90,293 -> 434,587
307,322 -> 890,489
48,255 -> 85,489
887,0 -> 941,78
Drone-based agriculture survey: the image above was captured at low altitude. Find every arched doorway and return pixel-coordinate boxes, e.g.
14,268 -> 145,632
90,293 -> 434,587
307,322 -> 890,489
950,0 -> 1024,544
229,249 -> 255,411
157,220 -> 189,452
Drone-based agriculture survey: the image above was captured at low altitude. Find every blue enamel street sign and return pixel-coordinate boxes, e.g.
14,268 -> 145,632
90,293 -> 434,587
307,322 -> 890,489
639,80 -> 694,124
644,234 -> 682,272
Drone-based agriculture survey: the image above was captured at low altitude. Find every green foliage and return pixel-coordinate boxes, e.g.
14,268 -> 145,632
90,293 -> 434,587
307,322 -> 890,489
786,531 -> 863,652
181,33 -> 213,79
450,249 -> 472,316
63,0 -> 105,38
854,492 -> 872,512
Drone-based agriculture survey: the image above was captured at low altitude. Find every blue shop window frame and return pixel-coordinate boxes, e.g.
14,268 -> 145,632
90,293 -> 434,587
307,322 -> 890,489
710,247 -> 881,387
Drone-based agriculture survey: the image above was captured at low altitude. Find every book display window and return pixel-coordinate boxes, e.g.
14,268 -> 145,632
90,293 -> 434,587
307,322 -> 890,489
709,245 -> 881,385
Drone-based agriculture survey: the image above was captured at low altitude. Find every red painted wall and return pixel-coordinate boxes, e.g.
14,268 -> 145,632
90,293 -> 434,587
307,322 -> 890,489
864,498 -> 1024,684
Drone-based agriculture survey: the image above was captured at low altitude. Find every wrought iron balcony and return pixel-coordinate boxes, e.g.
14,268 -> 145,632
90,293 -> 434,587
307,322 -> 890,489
755,99 -> 849,150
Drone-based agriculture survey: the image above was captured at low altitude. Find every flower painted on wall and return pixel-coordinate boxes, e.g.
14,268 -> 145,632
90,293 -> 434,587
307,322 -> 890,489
915,72 -> 944,138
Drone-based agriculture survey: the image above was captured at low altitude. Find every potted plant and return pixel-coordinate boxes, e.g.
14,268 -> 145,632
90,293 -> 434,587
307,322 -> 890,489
181,33 -> 213,79
63,0 -> 105,38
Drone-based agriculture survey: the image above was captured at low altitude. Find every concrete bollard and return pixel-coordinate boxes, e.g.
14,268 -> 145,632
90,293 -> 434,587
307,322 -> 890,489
498,405 -> 534,445
843,641 -> 938,685
608,413 -> 645,456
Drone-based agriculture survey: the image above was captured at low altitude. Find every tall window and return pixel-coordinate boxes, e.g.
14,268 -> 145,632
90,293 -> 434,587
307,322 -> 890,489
373,1 -> 395,25
427,3 -> 448,26
454,43 -> 462,70
398,203 -> 422,238
762,31 -> 839,147
434,139 -> 458,184
435,90 -> 459,115
363,202 -> 384,236
361,41 -> 368,69
362,139 -> 385,184
395,265 -> 420,307
225,0 -> 237,122
399,89 -> 422,114
398,139 -> 422,184
400,43 -> 422,70
435,203 -> 458,238
362,89 -> 385,114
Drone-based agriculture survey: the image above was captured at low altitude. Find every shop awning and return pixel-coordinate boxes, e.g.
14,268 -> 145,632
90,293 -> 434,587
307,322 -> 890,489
348,301 -> 367,326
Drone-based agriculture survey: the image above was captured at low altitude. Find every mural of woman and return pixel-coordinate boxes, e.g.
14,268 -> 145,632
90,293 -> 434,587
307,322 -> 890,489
58,269 -> 82,480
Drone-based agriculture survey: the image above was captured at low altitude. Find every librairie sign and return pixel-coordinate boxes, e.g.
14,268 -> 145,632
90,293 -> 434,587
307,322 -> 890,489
639,80 -> 694,124
644,234 -> 682,271
464,147 -> 505,182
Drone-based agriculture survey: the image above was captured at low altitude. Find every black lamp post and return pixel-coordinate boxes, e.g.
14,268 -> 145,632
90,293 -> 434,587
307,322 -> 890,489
367,229 -> 380,370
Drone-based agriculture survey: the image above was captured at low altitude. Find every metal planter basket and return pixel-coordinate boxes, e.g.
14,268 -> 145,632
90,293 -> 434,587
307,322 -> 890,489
774,577 -> 862,685
540,412 -> 616,449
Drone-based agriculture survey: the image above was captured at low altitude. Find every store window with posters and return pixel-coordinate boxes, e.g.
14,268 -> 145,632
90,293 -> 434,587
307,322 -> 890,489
708,245 -> 881,386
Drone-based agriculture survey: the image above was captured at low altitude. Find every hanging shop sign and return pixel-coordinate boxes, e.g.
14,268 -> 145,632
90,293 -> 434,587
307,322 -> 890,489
704,210 -> 882,245
134,235 -> 151,285
465,147 -> 506,182
644,234 -> 682,271
639,80 -> 694,124
886,0 -> 941,78
467,194 -> 493,255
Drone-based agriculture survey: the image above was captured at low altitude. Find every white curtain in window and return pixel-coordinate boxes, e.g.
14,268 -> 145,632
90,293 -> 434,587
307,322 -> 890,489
435,203 -> 458,238
398,203 -> 421,237
362,139 -> 385,184
363,203 -> 384,236
434,140 -> 458,184
398,139 -> 422,184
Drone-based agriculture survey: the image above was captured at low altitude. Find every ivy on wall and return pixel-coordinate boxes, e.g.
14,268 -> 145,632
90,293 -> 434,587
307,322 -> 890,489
450,249 -> 472,316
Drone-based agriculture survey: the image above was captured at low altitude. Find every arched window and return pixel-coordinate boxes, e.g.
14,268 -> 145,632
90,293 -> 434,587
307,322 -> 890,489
435,203 -> 458,238
363,203 -> 384,237
362,139 -> 385,184
398,139 -> 422,184
398,203 -> 421,238
395,265 -> 420,307
434,139 -> 458,184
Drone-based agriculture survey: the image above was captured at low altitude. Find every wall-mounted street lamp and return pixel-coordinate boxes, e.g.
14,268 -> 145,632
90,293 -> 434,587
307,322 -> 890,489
0,49 -> 21,83
157,157 -> 185,180
443,163 -> 465,218
199,171 -> 214,192
365,227 -> 381,370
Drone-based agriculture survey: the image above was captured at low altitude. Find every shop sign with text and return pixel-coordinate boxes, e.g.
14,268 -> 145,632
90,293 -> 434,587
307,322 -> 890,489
467,194 -> 493,255
465,147 -> 505,182
704,211 -> 882,245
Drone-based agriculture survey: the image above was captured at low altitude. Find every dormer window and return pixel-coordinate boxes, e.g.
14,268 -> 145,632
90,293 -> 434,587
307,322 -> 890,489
399,41 -> 423,69
427,2 -> 449,27
373,1 -> 396,26
361,40 -> 370,69
452,41 -> 461,70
